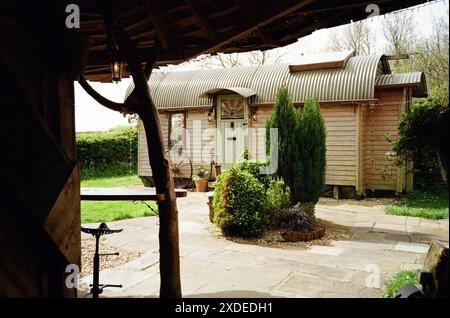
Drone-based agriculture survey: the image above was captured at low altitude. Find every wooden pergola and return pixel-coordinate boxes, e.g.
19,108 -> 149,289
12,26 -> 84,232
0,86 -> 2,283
0,0 -> 425,298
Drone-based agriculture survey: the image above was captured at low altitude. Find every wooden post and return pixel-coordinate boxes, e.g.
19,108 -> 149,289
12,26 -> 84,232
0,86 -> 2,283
80,1 -> 182,298
116,24 -> 182,300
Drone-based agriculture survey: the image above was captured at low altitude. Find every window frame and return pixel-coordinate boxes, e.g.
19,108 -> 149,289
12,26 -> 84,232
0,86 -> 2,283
168,111 -> 186,148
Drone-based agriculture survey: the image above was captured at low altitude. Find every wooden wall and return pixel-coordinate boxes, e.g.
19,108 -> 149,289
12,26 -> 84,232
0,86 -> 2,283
363,88 -> 405,192
138,90 -> 408,194
138,109 -> 216,179
1,2 -> 81,297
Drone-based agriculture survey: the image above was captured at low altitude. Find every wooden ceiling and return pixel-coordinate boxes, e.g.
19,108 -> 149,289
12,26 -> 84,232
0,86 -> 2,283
75,0 -> 426,82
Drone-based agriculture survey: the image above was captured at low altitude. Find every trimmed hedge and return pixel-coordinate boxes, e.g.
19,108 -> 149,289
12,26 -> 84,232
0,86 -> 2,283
76,125 -> 138,169
213,166 -> 268,237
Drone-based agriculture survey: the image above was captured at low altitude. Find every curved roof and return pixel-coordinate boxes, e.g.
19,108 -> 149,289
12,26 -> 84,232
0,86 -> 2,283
199,87 -> 257,98
125,54 -> 397,108
376,72 -> 427,97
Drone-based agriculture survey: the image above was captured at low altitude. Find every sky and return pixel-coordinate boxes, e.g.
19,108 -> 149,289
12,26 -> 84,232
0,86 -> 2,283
75,0 -> 449,132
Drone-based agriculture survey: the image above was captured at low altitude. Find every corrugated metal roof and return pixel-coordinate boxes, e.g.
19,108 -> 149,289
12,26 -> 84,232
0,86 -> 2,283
124,55 -> 428,108
199,87 -> 256,98
376,72 -> 427,97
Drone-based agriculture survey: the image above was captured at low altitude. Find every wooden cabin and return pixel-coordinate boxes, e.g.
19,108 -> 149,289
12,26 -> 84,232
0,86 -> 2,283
130,52 -> 428,196
1,0 -> 426,298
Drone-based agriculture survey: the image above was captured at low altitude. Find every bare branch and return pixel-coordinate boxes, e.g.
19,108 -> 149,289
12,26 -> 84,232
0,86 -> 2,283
77,76 -> 131,113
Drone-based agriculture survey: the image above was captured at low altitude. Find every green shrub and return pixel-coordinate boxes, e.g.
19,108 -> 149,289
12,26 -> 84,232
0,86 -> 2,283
266,90 -> 326,206
391,98 -> 449,186
266,179 -> 291,228
76,125 -> 138,170
295,202 -> 316,224
280,206 -> 314,232
234,159 -> 271,189
213,166 -> 268,237
297,97 -> 327,204
266,85 -> 301,202
80,161 -> 137,179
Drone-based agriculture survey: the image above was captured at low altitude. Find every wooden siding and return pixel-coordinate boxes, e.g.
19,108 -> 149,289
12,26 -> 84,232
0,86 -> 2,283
247,104 -> 358,187
139,104 -> 358,187
363,88 -> 404,191
138,90 -> 409,193
138,110 -> 216,178
249,106 -> 272,160
322,104 -> 357,186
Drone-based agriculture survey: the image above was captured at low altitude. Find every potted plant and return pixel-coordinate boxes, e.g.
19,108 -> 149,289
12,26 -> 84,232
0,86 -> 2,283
193,167 -> 208,192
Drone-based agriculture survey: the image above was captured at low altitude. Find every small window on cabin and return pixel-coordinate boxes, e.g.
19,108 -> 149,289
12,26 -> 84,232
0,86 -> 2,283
169,112 -> 185,147
221,98 -> 245,119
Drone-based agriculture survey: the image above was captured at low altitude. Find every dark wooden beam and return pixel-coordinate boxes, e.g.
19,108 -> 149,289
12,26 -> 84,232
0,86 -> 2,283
198,0 -> 317,54
234,0 -> 274,46
185,0 -> 215,40
143,0 -> 172,51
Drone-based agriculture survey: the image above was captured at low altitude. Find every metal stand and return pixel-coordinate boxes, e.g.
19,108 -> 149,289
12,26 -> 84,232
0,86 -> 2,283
81,222 -> 123,298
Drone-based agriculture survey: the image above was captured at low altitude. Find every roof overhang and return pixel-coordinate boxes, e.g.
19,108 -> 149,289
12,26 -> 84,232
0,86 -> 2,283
289,50 -> 354,72
199,87 -> 257,99
375,72 -> 428,97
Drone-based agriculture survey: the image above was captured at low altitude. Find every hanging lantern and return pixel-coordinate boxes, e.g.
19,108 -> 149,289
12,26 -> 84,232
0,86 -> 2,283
111,60 -> 123,83
208,107 -> 215,122
251,108 -> 257,121
107,6 -> 123,84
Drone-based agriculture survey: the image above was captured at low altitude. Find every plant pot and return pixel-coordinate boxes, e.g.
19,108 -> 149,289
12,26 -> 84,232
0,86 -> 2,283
281,223 -> 326,242
194,178 -> 208,192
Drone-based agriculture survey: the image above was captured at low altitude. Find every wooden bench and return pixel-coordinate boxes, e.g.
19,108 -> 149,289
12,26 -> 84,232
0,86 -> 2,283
81,187 -> 187,201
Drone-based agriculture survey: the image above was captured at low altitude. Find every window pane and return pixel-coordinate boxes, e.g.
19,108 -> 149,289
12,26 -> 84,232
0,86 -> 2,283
221,98 -> 244,119
170,113 -> 184,146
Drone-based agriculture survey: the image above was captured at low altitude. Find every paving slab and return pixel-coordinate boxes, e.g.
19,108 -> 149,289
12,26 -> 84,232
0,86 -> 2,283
79,191 -> 448,298
275,272 -> 334,297
308,246 -> 344,256
393,242 -> 429,254
371,222 -> 407,233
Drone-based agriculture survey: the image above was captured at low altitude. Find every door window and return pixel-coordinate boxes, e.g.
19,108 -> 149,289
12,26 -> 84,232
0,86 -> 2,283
220,98 -> 245,119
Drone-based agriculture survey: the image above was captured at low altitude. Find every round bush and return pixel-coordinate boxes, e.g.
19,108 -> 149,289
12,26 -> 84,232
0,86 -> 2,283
213,166 -> 267,237
280,206 -> 314,232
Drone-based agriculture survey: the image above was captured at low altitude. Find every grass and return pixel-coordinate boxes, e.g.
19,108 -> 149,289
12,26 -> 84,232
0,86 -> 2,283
80,163 -> 157,223
81,200 -> 157,223
386,186 -> 449,220
383,270 -> 419,298
81,174 -> 142,188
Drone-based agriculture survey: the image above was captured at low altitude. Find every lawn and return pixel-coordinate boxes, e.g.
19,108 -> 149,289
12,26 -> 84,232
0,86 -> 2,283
383,270 -> 418,298
386,186 -> 449,220
80,163 -> 157,224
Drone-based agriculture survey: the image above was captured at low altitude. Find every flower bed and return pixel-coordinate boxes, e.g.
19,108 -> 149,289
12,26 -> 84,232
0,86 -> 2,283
281,222 -> 326,242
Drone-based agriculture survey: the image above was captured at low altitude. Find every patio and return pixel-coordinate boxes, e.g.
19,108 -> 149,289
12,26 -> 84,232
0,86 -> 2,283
79,191 -> 448,298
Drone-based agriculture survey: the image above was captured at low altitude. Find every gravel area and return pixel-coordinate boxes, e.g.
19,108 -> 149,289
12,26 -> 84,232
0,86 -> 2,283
80,239 -> 142,278
206,219 -> 352,249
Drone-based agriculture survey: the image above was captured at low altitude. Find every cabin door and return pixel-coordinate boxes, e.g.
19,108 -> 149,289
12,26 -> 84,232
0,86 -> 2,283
216,95 -> 248,170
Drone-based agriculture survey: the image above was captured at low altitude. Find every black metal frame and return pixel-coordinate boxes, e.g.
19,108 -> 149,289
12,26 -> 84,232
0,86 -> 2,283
81,223 -> 123,298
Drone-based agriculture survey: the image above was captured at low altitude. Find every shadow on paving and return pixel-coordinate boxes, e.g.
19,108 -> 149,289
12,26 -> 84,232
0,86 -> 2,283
320,219 -> 446,245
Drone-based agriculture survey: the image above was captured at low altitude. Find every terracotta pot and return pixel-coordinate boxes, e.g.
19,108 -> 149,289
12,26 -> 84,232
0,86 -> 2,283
194,178 -> 208,192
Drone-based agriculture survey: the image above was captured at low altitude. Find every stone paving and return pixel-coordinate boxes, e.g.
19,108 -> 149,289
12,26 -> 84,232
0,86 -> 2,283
79,192 -> 449,298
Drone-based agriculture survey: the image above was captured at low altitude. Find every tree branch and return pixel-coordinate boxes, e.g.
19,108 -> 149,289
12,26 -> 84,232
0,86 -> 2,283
77,76 -> 132,113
